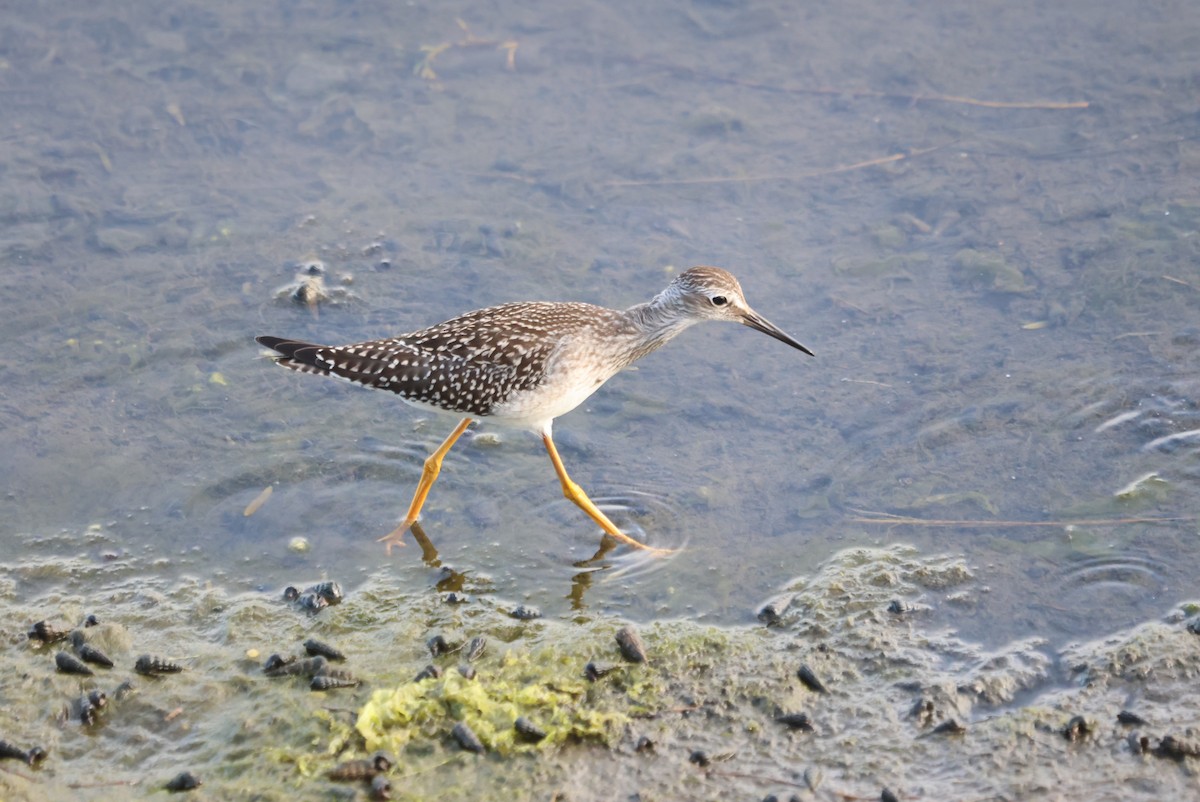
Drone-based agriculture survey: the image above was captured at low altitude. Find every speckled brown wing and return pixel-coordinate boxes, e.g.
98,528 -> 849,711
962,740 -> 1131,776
256,302 -> 576,416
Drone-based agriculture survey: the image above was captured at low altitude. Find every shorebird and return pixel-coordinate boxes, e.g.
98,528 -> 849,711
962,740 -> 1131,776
256,266 -> 812,554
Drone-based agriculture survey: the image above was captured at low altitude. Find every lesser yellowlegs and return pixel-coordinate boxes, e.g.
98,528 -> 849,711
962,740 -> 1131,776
256,266 -> 812,554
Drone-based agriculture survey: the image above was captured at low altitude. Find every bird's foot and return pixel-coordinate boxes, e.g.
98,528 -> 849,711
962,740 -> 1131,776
377,521 -> 415,555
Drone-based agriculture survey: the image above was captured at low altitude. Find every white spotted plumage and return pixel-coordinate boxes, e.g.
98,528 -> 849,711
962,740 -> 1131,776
257,266 -> 812,434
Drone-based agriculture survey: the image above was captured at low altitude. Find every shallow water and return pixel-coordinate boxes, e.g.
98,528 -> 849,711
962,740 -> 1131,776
2,0 -> 1199,796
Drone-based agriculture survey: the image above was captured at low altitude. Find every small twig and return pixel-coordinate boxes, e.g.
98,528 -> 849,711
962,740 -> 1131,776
632,59 -> 1089,110
602,145 -> 944,188
848,509 -> 1191,528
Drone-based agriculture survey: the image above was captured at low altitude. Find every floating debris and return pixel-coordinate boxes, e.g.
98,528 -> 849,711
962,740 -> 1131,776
584,661 -> 619,682
1155,734 -> 1200,761
303,639 -> 346,661
427,634 -> 452,658
1117,710 -> 1148,726
451,721 -> 485,753
78,690 -> 107,726
796,663 -> 828,693
28,621 -> 68,645
55,651 -> 94,676
510,604 -> 542,620
776,712 -> 815,732
311,674 -> 360,691
242,485 -> 273,517
164,771 -> 202,792
283,581 -> 343,613
370,773 -> 392,800
283,586 -> 326,613
1063,715 -> 1092,741
513,716 -> 546,742
414,664 -> 441,682
757,594 -> 792,625
308,581 -> 344,604
265,656 -> 327,678
464,636 -> 488,662
886,600 -> 914,615
262,653 -> 296,673
328,751 -> 392,781
135,655 -> 185,676
0,740 -> 47,767
615,626 -> 647,663
929,719 -> 966,736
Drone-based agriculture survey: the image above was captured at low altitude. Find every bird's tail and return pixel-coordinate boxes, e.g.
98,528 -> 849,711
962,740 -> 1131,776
255,335 -> 331,376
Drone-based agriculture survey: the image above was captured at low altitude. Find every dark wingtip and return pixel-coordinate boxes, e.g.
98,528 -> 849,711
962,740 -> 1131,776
255,336 -> 325,364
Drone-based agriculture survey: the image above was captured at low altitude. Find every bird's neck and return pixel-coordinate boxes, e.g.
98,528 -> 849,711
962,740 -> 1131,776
617,297 -> 698,365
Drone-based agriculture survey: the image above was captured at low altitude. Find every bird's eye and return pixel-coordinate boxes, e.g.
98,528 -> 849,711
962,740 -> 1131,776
711,295 -> 728,306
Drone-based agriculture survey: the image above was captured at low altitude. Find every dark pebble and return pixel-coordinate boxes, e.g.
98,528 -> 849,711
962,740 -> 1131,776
1117,710 -> 1148,726
306,581 -> 344,604
451,721 -> 485,753
371,773 -> 392,800
414,664 -> 441,681
930,719 -> 966,736
78,643 -> 115,668
881,788 -> 900,802
55,651 -> 94,676
584,661 -> 618,681
464,636 -> 487,662
27,620 -> 68,644
510,604 -> 542,620
757,594 -> 792,625
311,674 -> 359,691
1062,715 -> 1091,741
371,751 -> 394,772
514,716 -> 546,742
164,771 -> 202,792
615,626 -> 647,663
796,663 -> 827,693
135,655 -> 184,675
1156,734 -> 1200,760
634,735 -> 655,753
427,634 -> 452,658
457,664 -> 476,680
328,758 -> 379,781
294,593 -> 328,613
688,750 -> 710,767
83,614 -> 100,627
776,712 -> 814,732
262,653 -> 296,673
0,740 -> 47,766
303,639 -> 346,661
886,600 -> 913,614
266,655 -> 326,678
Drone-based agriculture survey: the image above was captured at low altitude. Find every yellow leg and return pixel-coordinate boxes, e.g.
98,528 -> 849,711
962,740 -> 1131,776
542,431 -> 670,554
378,417 -> 472,554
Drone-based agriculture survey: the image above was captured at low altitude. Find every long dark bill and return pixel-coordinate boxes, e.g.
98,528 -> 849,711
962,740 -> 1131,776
741,311 -> 814,356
